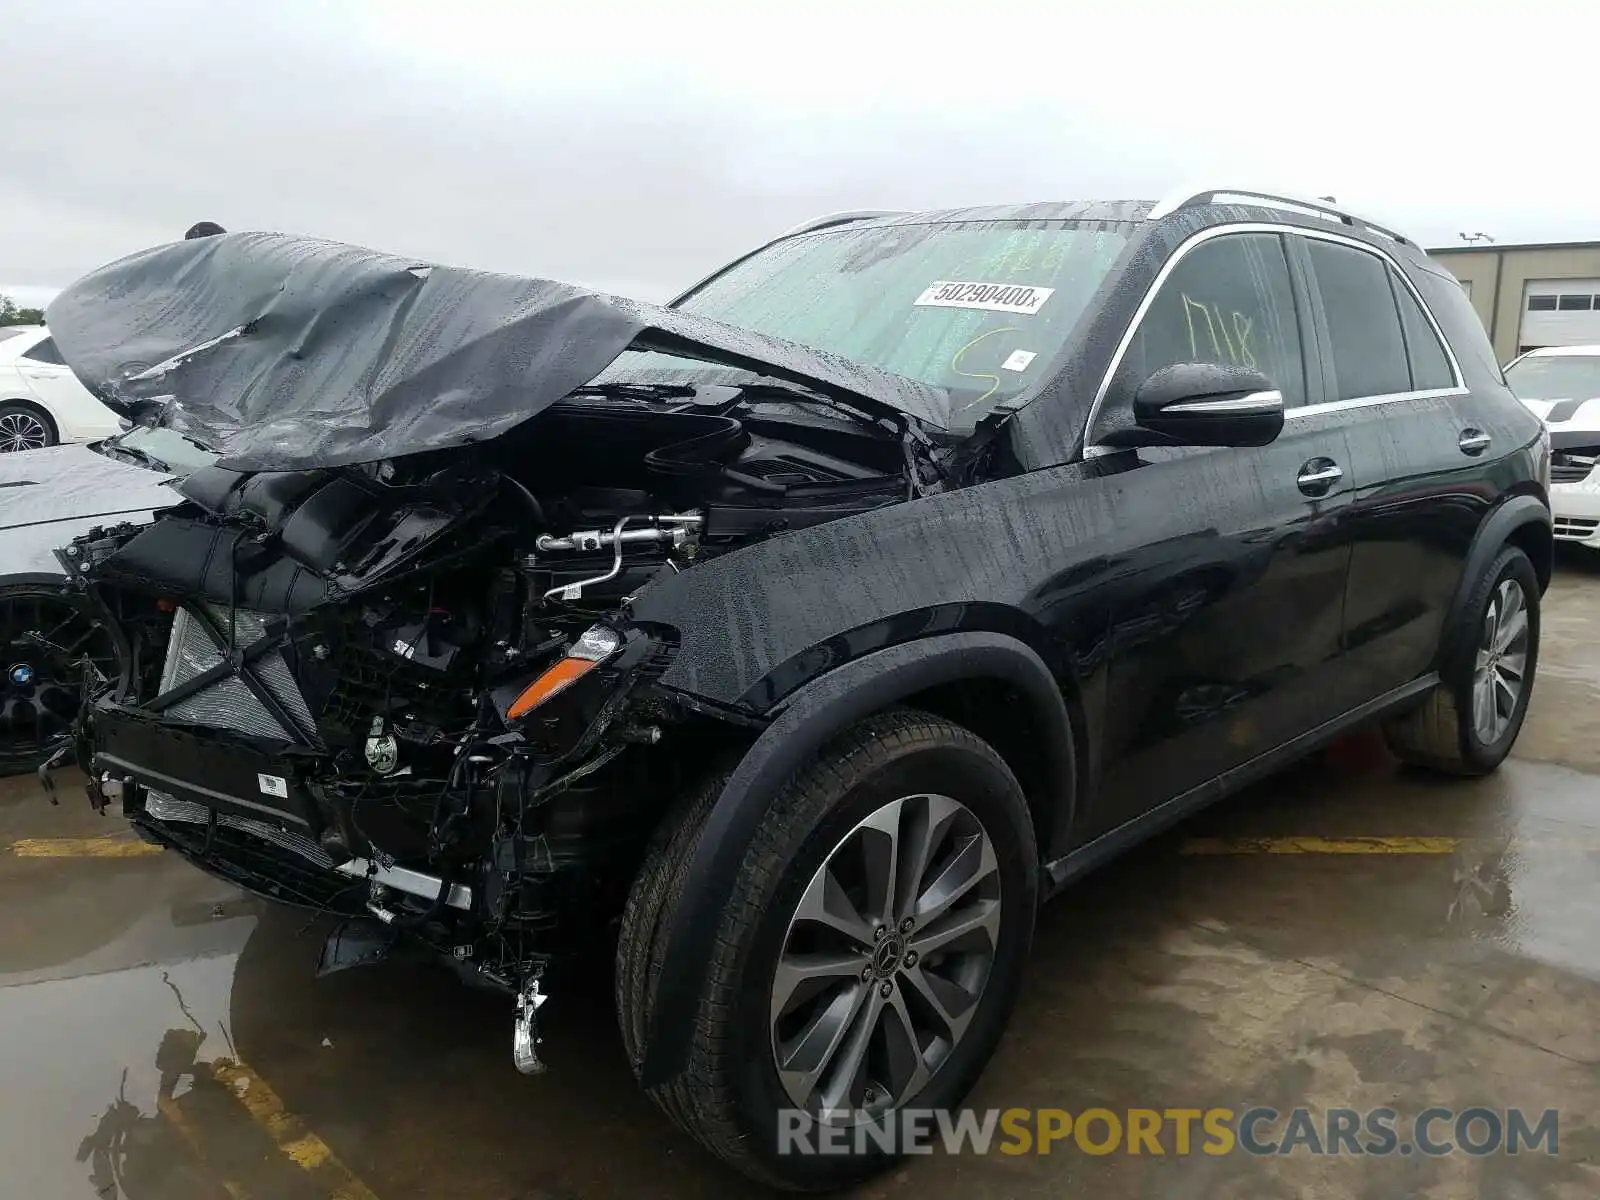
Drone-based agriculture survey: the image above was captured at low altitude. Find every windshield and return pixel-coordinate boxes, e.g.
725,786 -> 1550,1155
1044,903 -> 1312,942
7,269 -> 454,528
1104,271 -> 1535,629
603,219 -> 1130,423
1505,354 -> 1600,401
101,425 -> 218,475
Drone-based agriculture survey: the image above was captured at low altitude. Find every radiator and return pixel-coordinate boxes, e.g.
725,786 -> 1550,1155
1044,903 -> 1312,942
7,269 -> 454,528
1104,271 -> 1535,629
157,604 -> 318,742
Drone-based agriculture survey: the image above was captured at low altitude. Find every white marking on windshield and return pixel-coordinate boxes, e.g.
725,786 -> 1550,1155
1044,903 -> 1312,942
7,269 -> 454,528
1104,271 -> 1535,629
913,281 -> 1054,315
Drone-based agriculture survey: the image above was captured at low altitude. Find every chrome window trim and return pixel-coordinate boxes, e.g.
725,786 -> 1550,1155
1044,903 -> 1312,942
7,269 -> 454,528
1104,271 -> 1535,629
1287,386 -> 1467,420
1083,222 -> 1467,457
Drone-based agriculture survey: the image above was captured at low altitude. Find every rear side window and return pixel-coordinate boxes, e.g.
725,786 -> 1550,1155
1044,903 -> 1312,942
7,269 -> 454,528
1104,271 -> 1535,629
1390,271 -> 1455,391
1305,241 -> 1410,400
20,337 -> 64,365
1116,232 -> 1307,407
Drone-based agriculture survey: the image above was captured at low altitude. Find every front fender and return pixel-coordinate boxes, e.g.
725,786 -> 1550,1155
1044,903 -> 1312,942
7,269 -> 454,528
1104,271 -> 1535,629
638,629 -> 1073,1087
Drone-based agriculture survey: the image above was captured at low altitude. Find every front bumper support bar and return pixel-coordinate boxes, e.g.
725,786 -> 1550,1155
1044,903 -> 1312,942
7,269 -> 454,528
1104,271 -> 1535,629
336,856 -> 474,911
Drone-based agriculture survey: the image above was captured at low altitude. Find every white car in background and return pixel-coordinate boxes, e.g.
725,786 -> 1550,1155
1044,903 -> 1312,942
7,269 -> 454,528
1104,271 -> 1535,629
1504,345 -> 1600,546
0,325 -> 123,452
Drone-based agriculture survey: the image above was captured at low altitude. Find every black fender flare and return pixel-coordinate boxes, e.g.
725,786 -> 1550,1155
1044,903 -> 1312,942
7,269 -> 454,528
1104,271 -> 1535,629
1436,493 -> 1551,673
638,629 -> 1074,1087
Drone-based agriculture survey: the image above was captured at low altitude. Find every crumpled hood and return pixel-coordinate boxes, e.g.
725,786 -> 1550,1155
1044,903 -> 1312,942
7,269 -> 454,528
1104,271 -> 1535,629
45,232 -> 954,472
0,442 -> 177,532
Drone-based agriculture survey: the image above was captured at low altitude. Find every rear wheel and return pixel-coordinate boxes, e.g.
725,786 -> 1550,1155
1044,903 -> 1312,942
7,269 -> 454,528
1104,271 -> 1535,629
0,402 -> 56,452
0,585 -> 120,774
616,709 -> 1039,1190
1383,545 -> 1539,775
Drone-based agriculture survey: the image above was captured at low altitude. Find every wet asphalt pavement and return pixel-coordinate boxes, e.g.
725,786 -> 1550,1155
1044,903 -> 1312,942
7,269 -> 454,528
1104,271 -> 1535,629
6,561 -> 1600,1199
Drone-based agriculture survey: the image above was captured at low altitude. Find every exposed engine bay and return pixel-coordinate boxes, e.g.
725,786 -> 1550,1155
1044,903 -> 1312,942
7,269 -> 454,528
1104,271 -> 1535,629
56,390 -> 928,1017
37,228 -> 981,1074
53,389 -> 930,1070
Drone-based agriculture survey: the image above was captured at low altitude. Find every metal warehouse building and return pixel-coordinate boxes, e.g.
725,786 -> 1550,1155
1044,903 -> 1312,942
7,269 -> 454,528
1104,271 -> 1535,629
1429,241 -> 1600,364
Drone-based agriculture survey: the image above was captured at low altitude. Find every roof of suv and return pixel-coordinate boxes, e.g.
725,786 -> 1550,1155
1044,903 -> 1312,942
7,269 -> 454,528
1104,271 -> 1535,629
778,185 -> 1427,264
813,200 -> 1154,228
681,186 -> 1436,332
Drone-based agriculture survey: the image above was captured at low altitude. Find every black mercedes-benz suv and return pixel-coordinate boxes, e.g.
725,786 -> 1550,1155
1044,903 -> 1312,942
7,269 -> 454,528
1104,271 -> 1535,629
44,186 -> 1550,1190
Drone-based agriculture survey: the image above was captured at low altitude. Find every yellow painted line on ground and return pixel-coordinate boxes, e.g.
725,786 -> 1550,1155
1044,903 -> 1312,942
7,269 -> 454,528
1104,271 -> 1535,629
157,1094 -> 254,1200
8,835 -> 163,857
1182,836 -> 1465,855
210,1058 -> 381,1200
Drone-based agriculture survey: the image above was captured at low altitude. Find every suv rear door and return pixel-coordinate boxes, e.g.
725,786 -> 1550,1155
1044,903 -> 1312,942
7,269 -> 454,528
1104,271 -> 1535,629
1290,234 -> 1500,700
1082,228 -> 1358,837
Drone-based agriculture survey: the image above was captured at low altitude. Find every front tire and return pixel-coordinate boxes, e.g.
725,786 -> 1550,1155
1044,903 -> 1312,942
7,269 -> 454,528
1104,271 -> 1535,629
1383,545 -> 1540,775
616,709 -> 1039,1190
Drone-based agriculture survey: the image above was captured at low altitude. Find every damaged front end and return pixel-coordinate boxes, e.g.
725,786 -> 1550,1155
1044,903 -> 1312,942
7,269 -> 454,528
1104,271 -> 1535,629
40,230 -> 961,1072
56,386 -> 926,1071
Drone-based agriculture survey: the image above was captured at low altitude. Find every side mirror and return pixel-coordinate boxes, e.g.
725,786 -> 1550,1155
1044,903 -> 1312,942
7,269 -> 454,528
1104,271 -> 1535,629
1128,362 -> 1285,448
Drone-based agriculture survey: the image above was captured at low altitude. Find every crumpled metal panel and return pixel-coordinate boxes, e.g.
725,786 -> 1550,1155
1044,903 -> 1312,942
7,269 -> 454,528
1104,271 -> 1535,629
44,231 -> 955,471
158,605 -> 317,742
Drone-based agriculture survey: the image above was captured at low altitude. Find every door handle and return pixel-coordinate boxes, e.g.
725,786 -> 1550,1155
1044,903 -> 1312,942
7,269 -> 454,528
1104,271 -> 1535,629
1297,458 -> 1343,497
1458,429 -> 1491,456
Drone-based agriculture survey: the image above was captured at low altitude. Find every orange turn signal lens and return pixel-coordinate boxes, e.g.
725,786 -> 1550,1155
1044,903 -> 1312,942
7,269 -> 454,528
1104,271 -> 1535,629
507,657 -> 597,720
505,625 -> 625,720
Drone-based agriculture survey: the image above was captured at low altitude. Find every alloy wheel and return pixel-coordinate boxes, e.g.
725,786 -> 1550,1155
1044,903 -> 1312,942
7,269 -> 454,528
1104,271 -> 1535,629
769,792 -> 1001,1121
0,410 -> 50,452
1473,578 -> 1529,744
2,592 -> 117,766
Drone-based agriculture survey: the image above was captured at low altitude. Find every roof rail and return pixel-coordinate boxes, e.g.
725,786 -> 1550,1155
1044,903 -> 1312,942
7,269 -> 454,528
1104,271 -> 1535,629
775,209 -> 906,239
1145,185 -> 1412,247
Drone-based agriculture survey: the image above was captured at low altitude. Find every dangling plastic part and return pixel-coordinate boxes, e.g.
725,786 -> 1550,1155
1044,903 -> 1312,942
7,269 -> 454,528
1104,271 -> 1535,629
513,975 -> 549,1075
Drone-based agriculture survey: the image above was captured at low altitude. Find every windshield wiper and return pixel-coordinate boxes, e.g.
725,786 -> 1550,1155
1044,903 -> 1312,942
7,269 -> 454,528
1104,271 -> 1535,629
735,381 -> 895,435
567,382 -> 699,406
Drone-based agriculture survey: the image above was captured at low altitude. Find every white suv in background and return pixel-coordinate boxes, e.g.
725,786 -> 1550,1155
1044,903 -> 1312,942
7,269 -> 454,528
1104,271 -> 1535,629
1505,345 -> 1600,546
0,325 -> 123,452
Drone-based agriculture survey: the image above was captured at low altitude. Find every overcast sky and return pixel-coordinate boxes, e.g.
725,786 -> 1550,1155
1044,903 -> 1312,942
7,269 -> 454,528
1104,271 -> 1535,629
5,0 -> 1598,309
